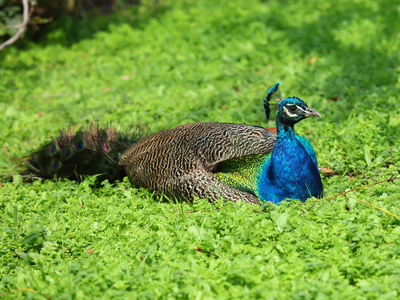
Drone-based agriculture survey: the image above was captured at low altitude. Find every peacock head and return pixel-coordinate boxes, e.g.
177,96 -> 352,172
264,82 -> 321,126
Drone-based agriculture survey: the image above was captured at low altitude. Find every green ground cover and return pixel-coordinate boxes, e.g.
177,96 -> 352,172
1,0 -> 400,298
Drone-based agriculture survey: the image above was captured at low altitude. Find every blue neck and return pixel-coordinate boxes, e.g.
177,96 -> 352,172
258,117 -> 323,203
276,118 -> 296,139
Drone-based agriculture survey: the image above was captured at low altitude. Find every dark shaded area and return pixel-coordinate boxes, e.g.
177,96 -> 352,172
34,0 -> 168,46
35,0 -> 140,16
2,0 -> 168,47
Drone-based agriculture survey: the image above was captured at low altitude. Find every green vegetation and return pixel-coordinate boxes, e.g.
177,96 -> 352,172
1,0 -> 400,298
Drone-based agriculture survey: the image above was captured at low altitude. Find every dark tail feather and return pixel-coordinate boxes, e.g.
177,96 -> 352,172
22,123 -> 147,183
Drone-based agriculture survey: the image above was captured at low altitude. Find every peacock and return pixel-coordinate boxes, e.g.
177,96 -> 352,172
22,82 -> 323,205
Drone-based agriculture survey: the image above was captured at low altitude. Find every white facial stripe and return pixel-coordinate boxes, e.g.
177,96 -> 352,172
296,106 -> 307,113
283,106 -> 298,117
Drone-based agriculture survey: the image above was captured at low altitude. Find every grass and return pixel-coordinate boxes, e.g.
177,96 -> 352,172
1,0 -> 400,298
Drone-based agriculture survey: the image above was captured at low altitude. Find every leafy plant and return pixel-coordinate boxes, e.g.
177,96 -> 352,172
0,0 -> 399,298
0,0 -> 22,39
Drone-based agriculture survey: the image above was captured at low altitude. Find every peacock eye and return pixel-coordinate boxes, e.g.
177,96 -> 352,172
288,105 -> 297,113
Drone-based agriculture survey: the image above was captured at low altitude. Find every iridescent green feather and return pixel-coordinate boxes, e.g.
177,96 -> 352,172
214,153 -> 270,199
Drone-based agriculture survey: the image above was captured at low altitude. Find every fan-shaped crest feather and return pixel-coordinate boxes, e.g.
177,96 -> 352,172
263,82 -> 283,121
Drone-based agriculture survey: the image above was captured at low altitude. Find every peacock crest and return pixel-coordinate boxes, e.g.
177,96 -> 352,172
263,81 -> 283,121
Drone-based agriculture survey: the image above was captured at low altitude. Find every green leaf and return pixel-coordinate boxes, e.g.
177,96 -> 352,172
363,145 -> 371,167
20,233 -> 39,244
5,6 -> 21,18
3,228 -> 14,234
270,211 -> 288,232
13,206 -> 18,227
373,154 -> 384,166
15,250 -> 27,260
276,244 -> 285,253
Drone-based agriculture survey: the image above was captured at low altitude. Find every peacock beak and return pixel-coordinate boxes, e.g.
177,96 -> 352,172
303,107 -> 322,118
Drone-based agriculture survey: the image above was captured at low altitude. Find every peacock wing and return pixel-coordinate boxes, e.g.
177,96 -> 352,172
183,122 -> 276,171
119,122 -> 276,174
